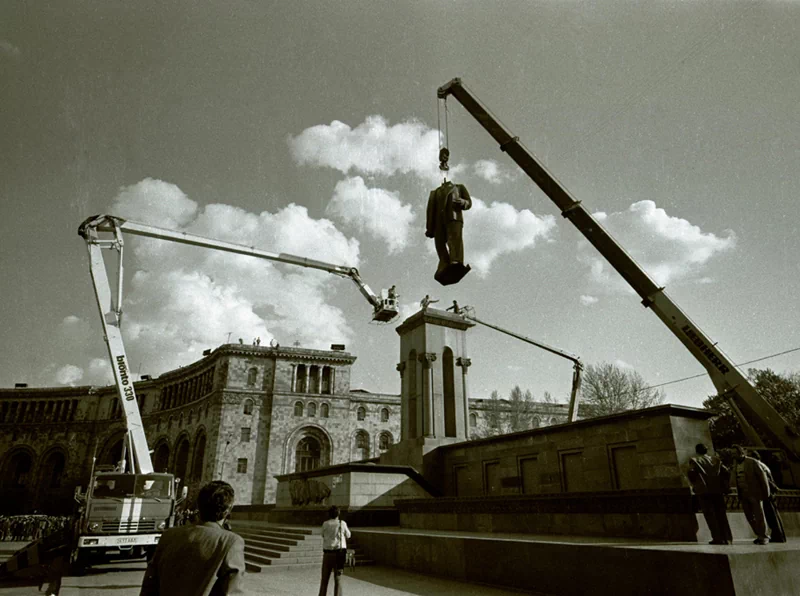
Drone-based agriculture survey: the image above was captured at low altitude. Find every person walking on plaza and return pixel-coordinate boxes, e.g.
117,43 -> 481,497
687,443 -> 733,545
319,505 -> 351,596
140,480 -> 246,595
734,445 -> 771,545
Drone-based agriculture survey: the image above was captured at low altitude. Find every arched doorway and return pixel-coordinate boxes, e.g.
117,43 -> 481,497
1,450 -> 34,514
174,437 -> 190,483
295,437 -> 321,472
442,347 -> 456,437
153,442 -> 170,473
192,433 -> 207,482
37,450 -> 67,513
285,426 -> 332,474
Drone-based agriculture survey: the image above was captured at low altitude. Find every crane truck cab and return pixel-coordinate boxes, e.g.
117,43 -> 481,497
72,471 -> 187,567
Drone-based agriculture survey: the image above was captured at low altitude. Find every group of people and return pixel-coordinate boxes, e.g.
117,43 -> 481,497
688,443 -> 786,545
0,514 -> 71,542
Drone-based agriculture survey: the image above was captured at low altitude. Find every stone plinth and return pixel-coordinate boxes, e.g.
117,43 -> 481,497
435,404 -> 714,497
352,527 -> 800,596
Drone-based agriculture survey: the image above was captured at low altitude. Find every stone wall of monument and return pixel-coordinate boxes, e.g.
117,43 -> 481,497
433,404 -> 714,497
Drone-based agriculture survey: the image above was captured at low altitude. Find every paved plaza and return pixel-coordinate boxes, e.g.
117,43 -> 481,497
0,554 -> 538,596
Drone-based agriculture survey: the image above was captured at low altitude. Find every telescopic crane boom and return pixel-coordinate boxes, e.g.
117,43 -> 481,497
78,214 -> 399,471
461,306 -> 583,422
438,78 -> 800,476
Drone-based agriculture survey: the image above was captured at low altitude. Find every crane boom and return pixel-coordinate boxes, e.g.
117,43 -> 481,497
79,214 -> 398,471
438,78 -> 800,463
462,308 -> 583,422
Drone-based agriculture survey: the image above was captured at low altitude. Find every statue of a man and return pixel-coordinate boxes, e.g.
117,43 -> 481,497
425,180 -> 472,285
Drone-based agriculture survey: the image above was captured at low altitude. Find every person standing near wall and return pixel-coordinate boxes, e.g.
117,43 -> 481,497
734,445 -> 771,545
687,443 -> 733,545
319,505 -> 351,596
750,450 -> 786,543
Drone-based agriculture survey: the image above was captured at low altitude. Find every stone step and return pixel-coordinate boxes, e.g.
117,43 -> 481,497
230,522 -> 319,536
235,531 -> 305,547
235,529 -> 322,543
245,545 -> 323,560
245,552 -> 324,566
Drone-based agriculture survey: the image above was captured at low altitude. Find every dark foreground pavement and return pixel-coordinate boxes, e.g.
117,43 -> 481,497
0,559 -> 537,596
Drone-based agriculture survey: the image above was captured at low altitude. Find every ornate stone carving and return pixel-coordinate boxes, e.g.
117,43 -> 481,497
289,478 -> 331,506
456,357 -> 472,369
418,352 -> 437,367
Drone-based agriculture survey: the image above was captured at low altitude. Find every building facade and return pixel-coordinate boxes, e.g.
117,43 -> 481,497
0,343 -> 568,514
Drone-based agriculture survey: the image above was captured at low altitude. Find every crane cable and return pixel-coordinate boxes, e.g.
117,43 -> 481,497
437,96 -> 451,174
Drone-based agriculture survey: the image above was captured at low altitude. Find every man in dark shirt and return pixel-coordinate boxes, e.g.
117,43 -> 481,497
687,443 -> 732,545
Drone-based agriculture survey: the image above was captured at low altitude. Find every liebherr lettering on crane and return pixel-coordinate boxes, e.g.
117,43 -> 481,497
680,325 -> 730,375
116,355 -> 135,401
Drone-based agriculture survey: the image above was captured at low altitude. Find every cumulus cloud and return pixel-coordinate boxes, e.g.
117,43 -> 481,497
288,115 -> 462,183
95,178 -> 362,377
579,200 -> 735,291
473,160 -> 515,184
460,198 -> 556,277
0,40 -> 21,59
55,365 -> 84,386
580,295 -> 599,306
328,177 -> 415,254
109,178 -> 197,229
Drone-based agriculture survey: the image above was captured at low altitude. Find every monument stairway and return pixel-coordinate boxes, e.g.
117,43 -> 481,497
230,521 -> 374,572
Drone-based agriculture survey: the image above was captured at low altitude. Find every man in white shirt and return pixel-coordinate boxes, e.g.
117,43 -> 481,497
319,505 -> 351,596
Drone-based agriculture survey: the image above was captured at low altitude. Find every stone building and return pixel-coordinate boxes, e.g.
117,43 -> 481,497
0,341 -> 568,515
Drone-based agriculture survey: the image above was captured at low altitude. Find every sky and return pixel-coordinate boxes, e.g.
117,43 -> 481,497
1,0 -> 799,409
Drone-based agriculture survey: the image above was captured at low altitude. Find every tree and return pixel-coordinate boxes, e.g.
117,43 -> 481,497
472,386 -> 541,438
578,362 -> 665,419
703,368 -> 800,449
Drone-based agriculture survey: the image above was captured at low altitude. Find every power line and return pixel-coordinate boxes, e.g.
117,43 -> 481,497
618,346 -> 800,397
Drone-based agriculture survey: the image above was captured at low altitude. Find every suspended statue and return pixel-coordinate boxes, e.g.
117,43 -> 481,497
426,148 -> 472,285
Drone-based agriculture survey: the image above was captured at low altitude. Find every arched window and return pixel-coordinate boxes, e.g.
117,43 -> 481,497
42,451 -> 66,489
442,347 -> 456,437
154,443 -> 170,473
308,402 -> 317,417
247,367 -> 258,386
469,413 -> 477,428
532,416 -> 541,428
381,408 -> 389,422
294,402 -> 304,417
192,433 -> 206,481
321,366 -> 332,394
295,437 -> 321,472
296,364 -> 307,393
354,431 -> 370,460
243,399 -> 254,415
179,413 -> 184,427
5,451 -> 33,487
175,438 -> 190,483
320,403 -> 330,418
168,416 -> 174,430
379,433 -> 392,451
357,407 -> 366,421
408,349 -> 417,438
550,417 -> 559,425
188,411 -> 193,426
